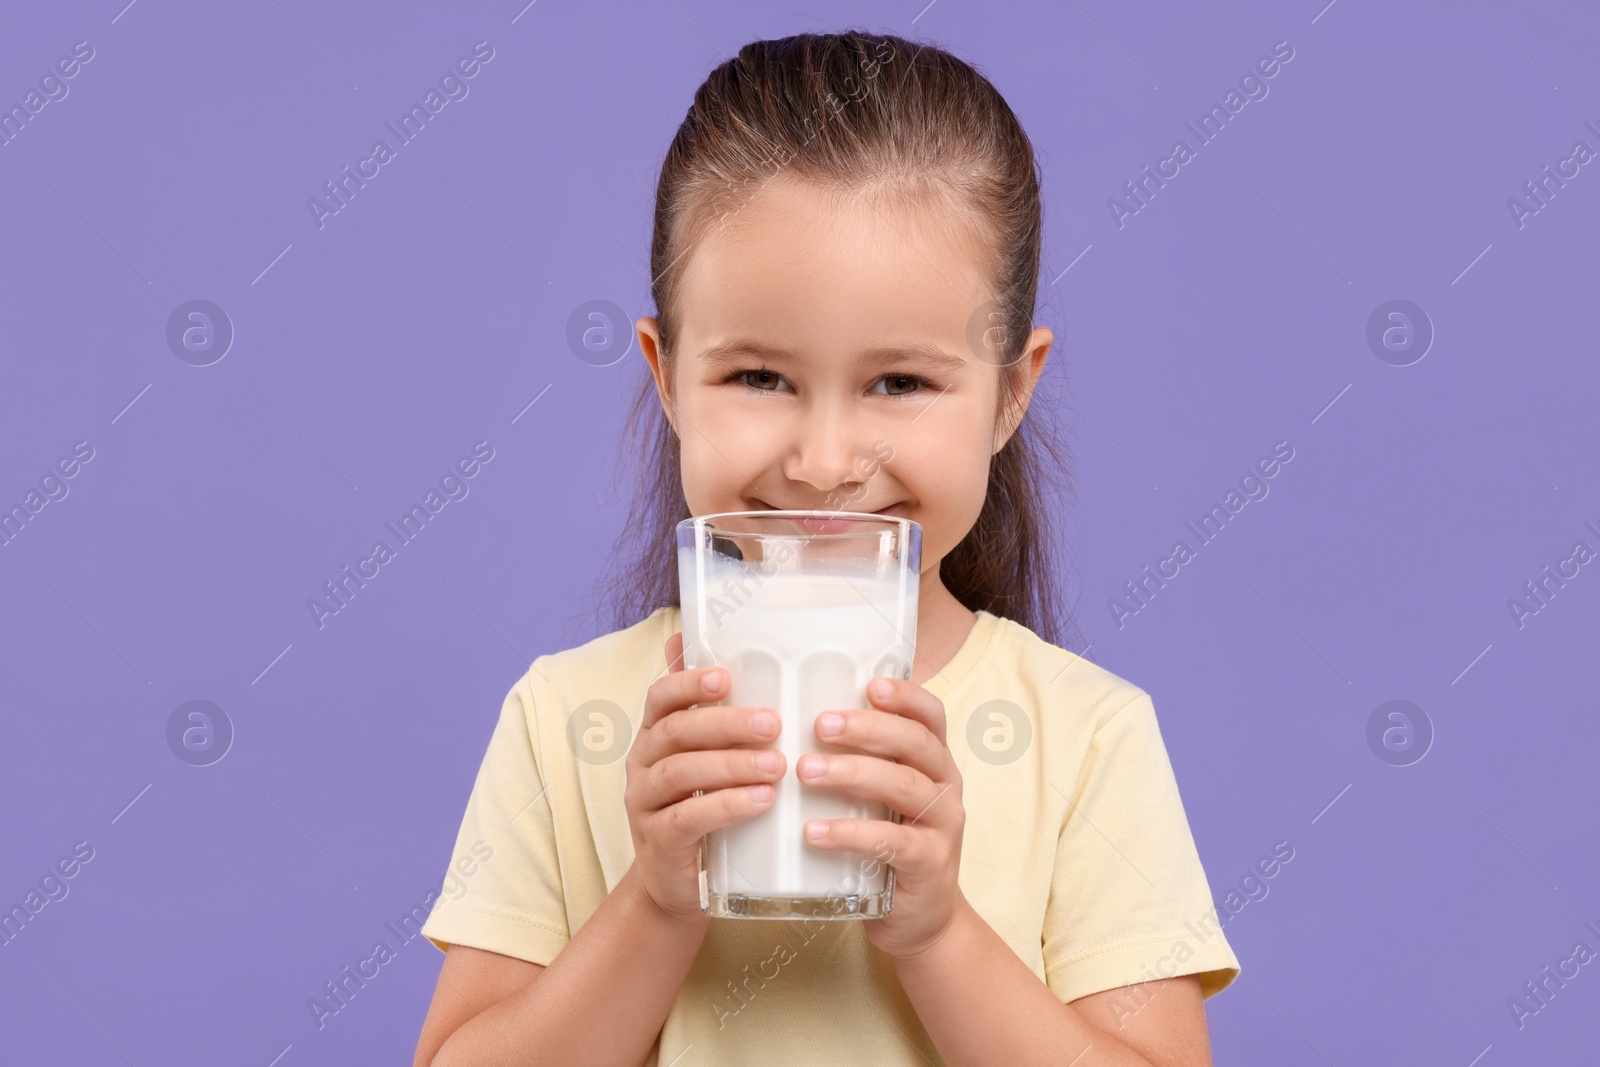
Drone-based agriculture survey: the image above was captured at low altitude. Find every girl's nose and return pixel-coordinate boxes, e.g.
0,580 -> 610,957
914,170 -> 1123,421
780,409 -> 878,498
783,442 -> 868,497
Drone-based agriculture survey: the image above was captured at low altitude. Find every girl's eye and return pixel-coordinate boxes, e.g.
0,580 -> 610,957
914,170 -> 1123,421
871,373 -> 933,399
730,368 -> 790,393
722,368 -> 937,399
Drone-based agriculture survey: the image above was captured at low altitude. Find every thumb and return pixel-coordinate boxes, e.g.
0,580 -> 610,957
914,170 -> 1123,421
665,630 -> 685,674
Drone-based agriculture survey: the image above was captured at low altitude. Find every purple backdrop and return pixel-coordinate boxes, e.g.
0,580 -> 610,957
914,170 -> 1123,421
2,1 -> 1595,1063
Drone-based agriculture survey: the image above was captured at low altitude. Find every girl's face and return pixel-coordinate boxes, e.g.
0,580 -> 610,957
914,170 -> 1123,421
637,175 -> 1051,583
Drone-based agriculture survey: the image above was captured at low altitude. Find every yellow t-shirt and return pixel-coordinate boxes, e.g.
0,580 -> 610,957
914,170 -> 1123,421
422,605 -> 1240,1064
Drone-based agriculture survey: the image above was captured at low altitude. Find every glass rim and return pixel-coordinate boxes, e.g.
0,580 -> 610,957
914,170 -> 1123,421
677,509 -> 920,540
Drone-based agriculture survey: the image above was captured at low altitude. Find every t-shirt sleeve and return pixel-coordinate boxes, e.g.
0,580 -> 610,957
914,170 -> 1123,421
1040,690 -> 1240,1004
420,665 -> 572,967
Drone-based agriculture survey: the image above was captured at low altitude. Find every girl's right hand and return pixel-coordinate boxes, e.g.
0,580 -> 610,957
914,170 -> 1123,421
624,630 -> 786,923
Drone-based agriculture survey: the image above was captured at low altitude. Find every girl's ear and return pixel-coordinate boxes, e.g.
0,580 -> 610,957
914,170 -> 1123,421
637,316 -> 680,436
993,326 -> 1053,454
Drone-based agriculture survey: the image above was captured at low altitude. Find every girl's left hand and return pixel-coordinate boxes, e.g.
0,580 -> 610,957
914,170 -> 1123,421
799,676 -> 967,962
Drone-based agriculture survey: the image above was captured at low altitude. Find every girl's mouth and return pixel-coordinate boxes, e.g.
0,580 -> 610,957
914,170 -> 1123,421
796,505 -> 899,534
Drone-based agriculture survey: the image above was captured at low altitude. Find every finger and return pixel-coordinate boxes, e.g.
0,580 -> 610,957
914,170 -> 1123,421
643,747 -> 787,808
642,663 -> 728,730
665,631 -> 685,674
651,784 -> 777,851
863,678 -> 949,745
814,706 -> 949,782
797,752 -> 959,827
635,703 -> 780,766
802,816 -> 930,872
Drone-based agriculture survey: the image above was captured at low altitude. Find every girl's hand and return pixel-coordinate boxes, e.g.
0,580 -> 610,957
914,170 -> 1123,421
799,676 -> 967,961
624,631 -> 788,924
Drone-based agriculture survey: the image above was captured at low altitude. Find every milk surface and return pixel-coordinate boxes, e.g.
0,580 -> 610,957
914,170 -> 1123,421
678,545 -> 918,905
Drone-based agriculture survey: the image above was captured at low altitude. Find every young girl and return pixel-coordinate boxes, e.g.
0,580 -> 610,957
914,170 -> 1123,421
414,30 -> 1238,1067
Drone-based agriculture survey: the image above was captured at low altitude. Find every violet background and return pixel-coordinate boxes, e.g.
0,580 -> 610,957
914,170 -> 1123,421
2,1 -> 1596,1063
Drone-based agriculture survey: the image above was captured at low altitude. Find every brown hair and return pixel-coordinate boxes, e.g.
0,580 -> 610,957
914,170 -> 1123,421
593,30 -> 1079,648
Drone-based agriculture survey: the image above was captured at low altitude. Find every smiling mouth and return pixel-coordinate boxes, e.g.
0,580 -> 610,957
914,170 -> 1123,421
755,500 -> 901,516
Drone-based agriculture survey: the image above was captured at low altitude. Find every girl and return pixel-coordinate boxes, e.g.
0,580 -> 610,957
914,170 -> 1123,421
414,30 -> 1238,1067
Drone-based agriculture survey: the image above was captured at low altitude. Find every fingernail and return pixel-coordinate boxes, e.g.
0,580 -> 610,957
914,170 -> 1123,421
806,820 -> 830,839
799,754 -> 826,778
750,784 -> 773,801
751,710 -> 778,737
870,679 -> 892,700
755,750 -> 782,773
817,712 -> 843,737
703,669 -> 725,694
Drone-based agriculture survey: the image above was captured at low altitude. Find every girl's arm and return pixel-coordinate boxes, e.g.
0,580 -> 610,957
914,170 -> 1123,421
798,678 -> 1215,1066
416,863 -> 709,1067
419,648 -> 783,1066
891,895 -> 1214,1067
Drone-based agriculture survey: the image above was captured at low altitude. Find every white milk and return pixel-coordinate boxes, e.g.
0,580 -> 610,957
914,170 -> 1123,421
678,545 -> 917,913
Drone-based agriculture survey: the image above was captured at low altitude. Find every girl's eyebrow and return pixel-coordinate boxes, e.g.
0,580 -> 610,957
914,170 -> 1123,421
696,338 -> 968,372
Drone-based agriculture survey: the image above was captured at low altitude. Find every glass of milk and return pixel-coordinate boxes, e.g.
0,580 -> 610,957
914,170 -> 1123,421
676,510 -> 920,920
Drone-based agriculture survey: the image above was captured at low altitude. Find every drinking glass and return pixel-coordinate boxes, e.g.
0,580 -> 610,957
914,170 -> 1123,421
676,510 -> 921,920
